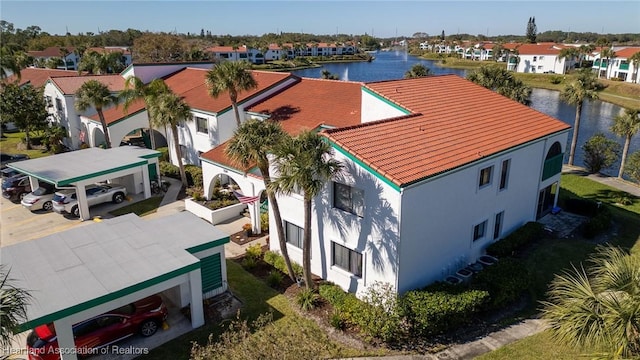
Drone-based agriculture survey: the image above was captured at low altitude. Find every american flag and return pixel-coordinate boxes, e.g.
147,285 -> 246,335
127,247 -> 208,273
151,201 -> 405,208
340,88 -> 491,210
233,190 -> 260,205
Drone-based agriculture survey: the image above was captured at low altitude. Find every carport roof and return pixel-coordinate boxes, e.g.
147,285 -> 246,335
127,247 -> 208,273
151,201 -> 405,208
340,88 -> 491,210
7,147 -> 161,186
2,212 -> 229,331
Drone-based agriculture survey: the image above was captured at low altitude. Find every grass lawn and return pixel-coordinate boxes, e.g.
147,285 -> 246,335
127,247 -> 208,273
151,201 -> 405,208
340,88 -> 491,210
478,174 -> 640,359
0,132 -> 54,159
141,261 -> 387,360
108,196 -> 163,217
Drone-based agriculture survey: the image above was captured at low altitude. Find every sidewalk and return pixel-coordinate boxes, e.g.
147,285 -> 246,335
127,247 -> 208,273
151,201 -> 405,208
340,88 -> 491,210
563,165 -> 640,197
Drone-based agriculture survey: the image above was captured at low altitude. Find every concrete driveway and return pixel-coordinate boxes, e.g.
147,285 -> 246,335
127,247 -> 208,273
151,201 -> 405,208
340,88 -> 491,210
0,192 -> 148,247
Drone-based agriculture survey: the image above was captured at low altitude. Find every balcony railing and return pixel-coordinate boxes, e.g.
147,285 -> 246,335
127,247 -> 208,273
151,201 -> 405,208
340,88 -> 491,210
542,153 -> 564,181
620,63 -> 629,70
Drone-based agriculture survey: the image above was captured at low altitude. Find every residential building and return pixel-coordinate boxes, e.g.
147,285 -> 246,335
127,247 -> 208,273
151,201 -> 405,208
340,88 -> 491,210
513,43 -> 574,74
27,46 -> 79,70
2,67 -> 79,88
199,75 -> 570,296
592,47 -> 640,84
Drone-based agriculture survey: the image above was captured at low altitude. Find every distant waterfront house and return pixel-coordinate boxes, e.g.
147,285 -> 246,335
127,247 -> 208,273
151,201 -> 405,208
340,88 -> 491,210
513,43 -> 574,74
2,67 -> 79,88
199,75 -> 569,296
592,47 -> 640,84
206,43 -> 357,64
27,46 -> 78,70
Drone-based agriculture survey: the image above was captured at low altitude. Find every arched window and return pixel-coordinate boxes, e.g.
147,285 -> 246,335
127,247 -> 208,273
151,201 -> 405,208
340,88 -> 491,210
546,142 -> 562,160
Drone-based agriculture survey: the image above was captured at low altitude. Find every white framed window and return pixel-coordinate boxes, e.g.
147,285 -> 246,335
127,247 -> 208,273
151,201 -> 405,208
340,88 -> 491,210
479,166 -> 493,188
332,242 -> 362,277
473,220 -> 487,241
333,182 -> 364,217
499,159 -> 510,190
539,56 -> 545,60
533,56 -> 537,62
195,116 -> 208,134
285,221 -> 303,249
493,211 -> 504,240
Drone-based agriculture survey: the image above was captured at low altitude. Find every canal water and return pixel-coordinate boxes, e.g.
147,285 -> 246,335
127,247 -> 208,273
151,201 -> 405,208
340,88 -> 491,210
292,51 -> 638,177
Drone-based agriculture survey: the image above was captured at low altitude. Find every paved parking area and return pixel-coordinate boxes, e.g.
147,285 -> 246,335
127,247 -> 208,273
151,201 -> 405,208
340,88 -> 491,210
0,192 -> 148,246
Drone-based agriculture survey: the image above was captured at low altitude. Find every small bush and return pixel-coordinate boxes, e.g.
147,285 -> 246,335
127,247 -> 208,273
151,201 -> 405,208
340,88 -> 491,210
159,161 -> 180,179
354,282 -> 403,343
296,288 -> 319,311
185,165 -> 203,187
157,147 -> 169,162
486,222 -> 544,257
471,258 -> 530,309
614,194 -> 634,206
582,133 -> 621,174
241,257 -> 257,270
329,309 -> 346,330
266,270 -> 284,288
319,283 -> 348,306
549,75 -> 562,84
260,212 -> 269,232
263,251 -> 303,278
187,186 -> 205,201
245,243 -> 263,261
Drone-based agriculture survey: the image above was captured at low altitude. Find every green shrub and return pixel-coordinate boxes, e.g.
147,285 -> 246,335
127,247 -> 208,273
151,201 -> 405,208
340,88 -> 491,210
245,243 -> 263,261
296,288 -> 319,311
266,270 -> 284,288
157,147 -> 169,162
400,288 -> 489,336
486,221 -> 544,257
352,282 -> 403,343
204,198 -> 240,210
185,165 -> 203,187
159,161 -> 180,179
582,207 -> 612,238
263,251 -> 303,278
549,75 -> 562,84
260,212 -> 269,232
614,194 -> 634,206
241,257 -> 257,270
319,283 -> 348,306
471,258 -> 530,308
329,309 -> 346,330
187,186 -> 205,201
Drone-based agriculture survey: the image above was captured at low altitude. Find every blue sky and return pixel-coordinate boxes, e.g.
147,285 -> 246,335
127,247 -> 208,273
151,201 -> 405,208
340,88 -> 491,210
2,1 -> 639,38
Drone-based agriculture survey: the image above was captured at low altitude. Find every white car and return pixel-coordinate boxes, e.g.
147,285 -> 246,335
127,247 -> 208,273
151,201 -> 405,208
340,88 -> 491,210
21,184 -> 57,211
52,184 -> 127,217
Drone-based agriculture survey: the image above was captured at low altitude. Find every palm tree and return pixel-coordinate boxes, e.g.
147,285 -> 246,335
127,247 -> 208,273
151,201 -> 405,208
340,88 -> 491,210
610,108 -> 640,178
541,245 -> 640,358
75,80 -> 118,148
466,65 -> 531,105
0,46 -> 20,80
560,69 -> 600,166
320,69 -> 339,80
225,119 -> 297,282
578,44 -> 595,69
152,90 -> 192,187
0,265 -> 32,349
269,131 -> 342,289
600,47 -> 617,79
205,61 -> 257,128
404,63 -> 430,79
120,76 -> 170,150
628,51 -> 640,83
557,47 -> 579,72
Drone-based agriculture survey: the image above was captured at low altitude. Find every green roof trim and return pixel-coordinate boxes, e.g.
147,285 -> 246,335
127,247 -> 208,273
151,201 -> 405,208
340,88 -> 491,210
140,152 -> 162,159
361,86 -> 411,115
58,160 -> 148,186
327,139 -> 401,192
16,261 -> 200,332
186,237 -> 230,254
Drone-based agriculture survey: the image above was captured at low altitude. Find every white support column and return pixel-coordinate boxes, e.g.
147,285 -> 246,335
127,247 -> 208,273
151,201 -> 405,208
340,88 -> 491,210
141,164 -> 151,199
53,318 -> 78,360
27,176 -> 40,191
76,184 -> 90,221
252,200 -> 261,234
188,269 -> 204,328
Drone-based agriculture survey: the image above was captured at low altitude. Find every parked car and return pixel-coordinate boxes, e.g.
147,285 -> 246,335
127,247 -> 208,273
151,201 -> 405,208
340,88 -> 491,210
21,183 -> 57,211
52,184 -> 127,217
1,167 -> 20,179
2,175 -> 31,202
0,152 -> 29,169
26,294 -> 168,360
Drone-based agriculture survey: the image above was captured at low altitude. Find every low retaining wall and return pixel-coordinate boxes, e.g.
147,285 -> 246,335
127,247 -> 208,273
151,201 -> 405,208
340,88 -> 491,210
185,198 -> 247,225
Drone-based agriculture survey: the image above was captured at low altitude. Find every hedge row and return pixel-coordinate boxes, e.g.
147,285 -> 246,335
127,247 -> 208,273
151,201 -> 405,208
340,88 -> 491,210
263,251 -> 303,278
582,207 -> 612,238
158,161 -> 203,187
470,258 -> 530,308
486,222 -> 544,257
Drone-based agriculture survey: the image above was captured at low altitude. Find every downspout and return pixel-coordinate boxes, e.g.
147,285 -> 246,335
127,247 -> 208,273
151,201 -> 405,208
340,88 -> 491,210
395,186 -> 403,294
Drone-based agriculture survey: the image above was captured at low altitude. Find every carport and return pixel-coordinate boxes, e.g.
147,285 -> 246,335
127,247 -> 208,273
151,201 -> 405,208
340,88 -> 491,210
2,211 -> 229,360
7,147 -> 161,220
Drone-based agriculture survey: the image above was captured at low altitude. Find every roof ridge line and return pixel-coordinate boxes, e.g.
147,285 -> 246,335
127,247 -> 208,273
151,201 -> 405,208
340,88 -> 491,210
322,113 -> 422,135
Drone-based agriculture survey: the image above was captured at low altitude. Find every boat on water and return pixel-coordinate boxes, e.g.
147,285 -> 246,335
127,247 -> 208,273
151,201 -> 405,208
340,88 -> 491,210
365,50 -> 378,54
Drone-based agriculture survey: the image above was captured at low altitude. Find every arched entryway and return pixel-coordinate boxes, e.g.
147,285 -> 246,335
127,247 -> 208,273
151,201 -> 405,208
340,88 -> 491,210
537,141 -> 563,218
119,128 -> 168,149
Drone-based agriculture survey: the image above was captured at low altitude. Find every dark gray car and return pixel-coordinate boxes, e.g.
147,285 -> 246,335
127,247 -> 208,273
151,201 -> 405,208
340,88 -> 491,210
0,152 -> 30,169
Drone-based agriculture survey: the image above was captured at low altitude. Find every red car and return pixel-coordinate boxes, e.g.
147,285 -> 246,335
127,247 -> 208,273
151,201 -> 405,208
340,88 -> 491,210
26,295 -> 168,360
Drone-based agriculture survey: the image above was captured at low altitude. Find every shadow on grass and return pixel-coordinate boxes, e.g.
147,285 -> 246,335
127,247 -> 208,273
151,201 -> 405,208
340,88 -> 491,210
141,260 -> 284,360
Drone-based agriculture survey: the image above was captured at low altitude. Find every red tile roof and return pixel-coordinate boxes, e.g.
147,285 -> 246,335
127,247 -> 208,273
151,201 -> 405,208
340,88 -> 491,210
246,77 -> 362,135
615,47 -> 640,59
27,46 -> 75,58
321,75 -> 570,187
3,68 -> 79,88
515,43 -> 565,55
50,75 -> 125,94
206,46 -> 248,53
86,47 -> 131,55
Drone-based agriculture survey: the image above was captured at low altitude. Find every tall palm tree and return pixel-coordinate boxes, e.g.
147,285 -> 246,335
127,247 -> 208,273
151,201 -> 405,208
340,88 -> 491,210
0,46 -> 21,80
75,80 -> 118,148
557,47 -> 579,72
541,245 -> 640,358
205,61 -> 257,128
610,108 -> 640,178
560,69 -> 600,166
269,131 -> 342,289
225,119 -> 297,282
0,266 -> 32,349
578,44 -> 595,69
152,90 -> 192,187
120,76 -> 170,150
600,47 -> 617,79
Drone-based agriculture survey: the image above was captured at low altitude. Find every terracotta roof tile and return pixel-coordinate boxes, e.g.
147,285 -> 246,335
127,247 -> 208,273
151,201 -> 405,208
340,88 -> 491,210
322,75 -> 570,187
3,68 -> 79,88
615,47 -> 640,58
206,46 -> 248,53
515,43 -> 564,55
27,46 -> 75,58
246,77 -> 362,135
50,75 -> 125,94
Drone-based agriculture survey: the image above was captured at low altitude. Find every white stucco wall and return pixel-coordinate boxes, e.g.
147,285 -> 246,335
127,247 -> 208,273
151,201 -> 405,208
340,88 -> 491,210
517,55 -> 566,74
361,88 -> 409,123
123,63 -> 215,83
